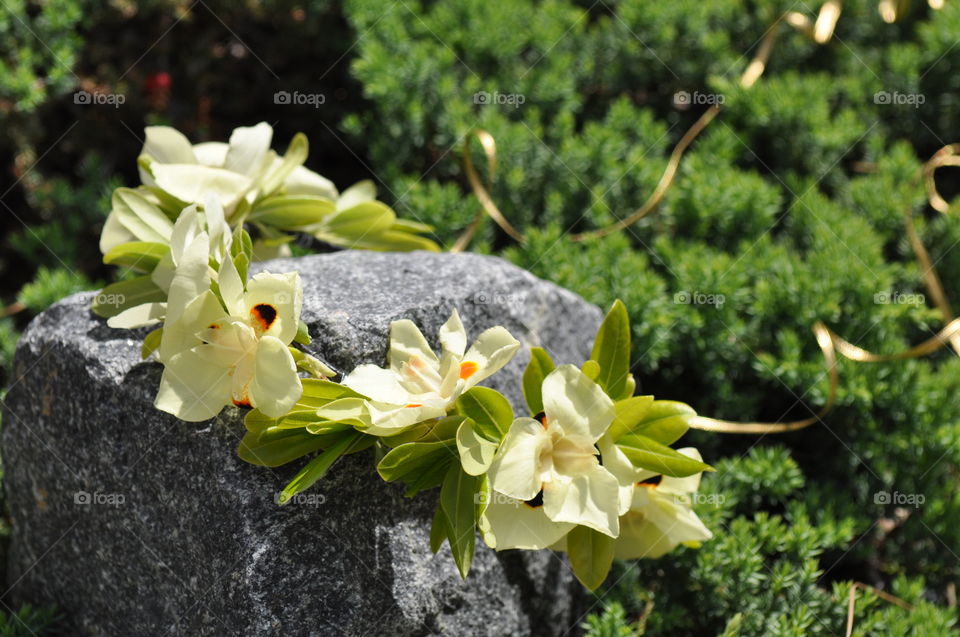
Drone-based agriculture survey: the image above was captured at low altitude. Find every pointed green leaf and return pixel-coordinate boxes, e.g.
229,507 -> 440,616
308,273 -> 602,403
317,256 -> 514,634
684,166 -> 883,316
567,525 -> 615,591
617,433 -> 713,477
440,463 -> 480,579
522,347 -> 555,415
141,328 -> 163,360
103,241 -> 170,273
248,195 -> 337,228
589,299 -> 632,400
430,502 -> 448,554
278,431 -> 362,504
91,276 -> 166,318
455,387 -> 513,441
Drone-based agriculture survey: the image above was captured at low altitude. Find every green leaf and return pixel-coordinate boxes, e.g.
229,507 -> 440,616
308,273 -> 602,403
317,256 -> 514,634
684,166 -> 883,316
617,434 -> 713,477
278,431 -> 362,504
440,463 -> 480,579
233,252 -> 249,284
456,418 -> 499,476
607,396 -> 655,440
381,414 -> 464,447
301,378 -> 364,401
238,427 -> 333,467
337,229 -> 441,252
430,503 -> 448,554
589,299 -> 632,400
91,276 -> 166,318
581,359 -> 601,381
111,187 -> 173,244
390,218 -> 434,234
377,439 -> 457,484
455,387 -> 513,441
567,525 -> 615,591
294,319 -> 312,345
260,132 -> 309,197
103,241 -> 169,273
141,328 -> 163,359
522,347 -> 555,414
248,195 -> 337,228
318,201 -> 397,240
610,399 -> 693,445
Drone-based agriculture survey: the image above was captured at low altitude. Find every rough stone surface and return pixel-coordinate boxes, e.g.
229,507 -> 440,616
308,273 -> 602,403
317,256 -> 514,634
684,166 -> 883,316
2,251 -> 602,636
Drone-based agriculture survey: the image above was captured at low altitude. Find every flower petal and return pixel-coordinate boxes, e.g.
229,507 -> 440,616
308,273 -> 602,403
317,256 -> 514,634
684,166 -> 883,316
142,126 -> 197,164
106,302 -> 167,329
98,211 -> 136,254
158,289 -> 226,364
542,464 -> 621,537
456,420 -> 499,476
388,319 -> 439,372
154,348 -> 232,422
488,417 -> 549,502
192,141 -> 228,167
164,231 -> 212,326
243,272 -> 302,344
341,364 -> 411,404
542,365 -> 614,441
597,434 -> 639,515
283,165 -> 338,200
248,335 -> 302,418
218,252 -> 245,317
461,326 -> 520,387
438,309 -> 467,359
224,122 -> 273,177
615,492 -> 712,559
149,163 -> 251,211
336,180 -> 376,211
656,448 -> 706,496
482,494 -> 574,550
363,402 -> 445,436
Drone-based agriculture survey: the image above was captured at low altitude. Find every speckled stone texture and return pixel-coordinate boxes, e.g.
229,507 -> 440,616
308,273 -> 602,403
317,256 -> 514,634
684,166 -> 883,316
2,251 -> 601,637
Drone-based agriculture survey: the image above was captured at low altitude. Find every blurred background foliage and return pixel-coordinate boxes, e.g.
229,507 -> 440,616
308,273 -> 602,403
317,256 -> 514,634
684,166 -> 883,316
2,0 -> 960,634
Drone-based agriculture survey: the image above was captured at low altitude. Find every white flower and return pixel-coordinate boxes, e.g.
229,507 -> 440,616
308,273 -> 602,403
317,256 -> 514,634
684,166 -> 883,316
486,365 -> 621,537
334,310 -> 520,436
105,194 -> 230,329
611,448 -> 712,559
136,122 -> 337,219
153,230 -> 305,421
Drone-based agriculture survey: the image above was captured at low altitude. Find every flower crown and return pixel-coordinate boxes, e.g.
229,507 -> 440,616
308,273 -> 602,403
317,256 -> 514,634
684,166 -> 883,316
96,124 -> 714,589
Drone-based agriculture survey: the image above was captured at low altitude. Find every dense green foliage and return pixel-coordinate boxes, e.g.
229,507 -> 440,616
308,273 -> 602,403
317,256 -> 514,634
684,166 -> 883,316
2,0 -> 960,634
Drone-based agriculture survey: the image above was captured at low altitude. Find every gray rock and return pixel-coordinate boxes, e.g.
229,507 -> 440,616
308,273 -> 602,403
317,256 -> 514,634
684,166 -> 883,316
2,251 -> 602,636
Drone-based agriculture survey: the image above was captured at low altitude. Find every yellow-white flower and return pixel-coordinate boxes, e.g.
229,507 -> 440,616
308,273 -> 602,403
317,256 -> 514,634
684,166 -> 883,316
137,122 -> 337,218
333,310 -> 520,436
153,230 -> 305,422
105,195 -> 230,329
486,365 -> 621,538
611,448 -> 712,559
